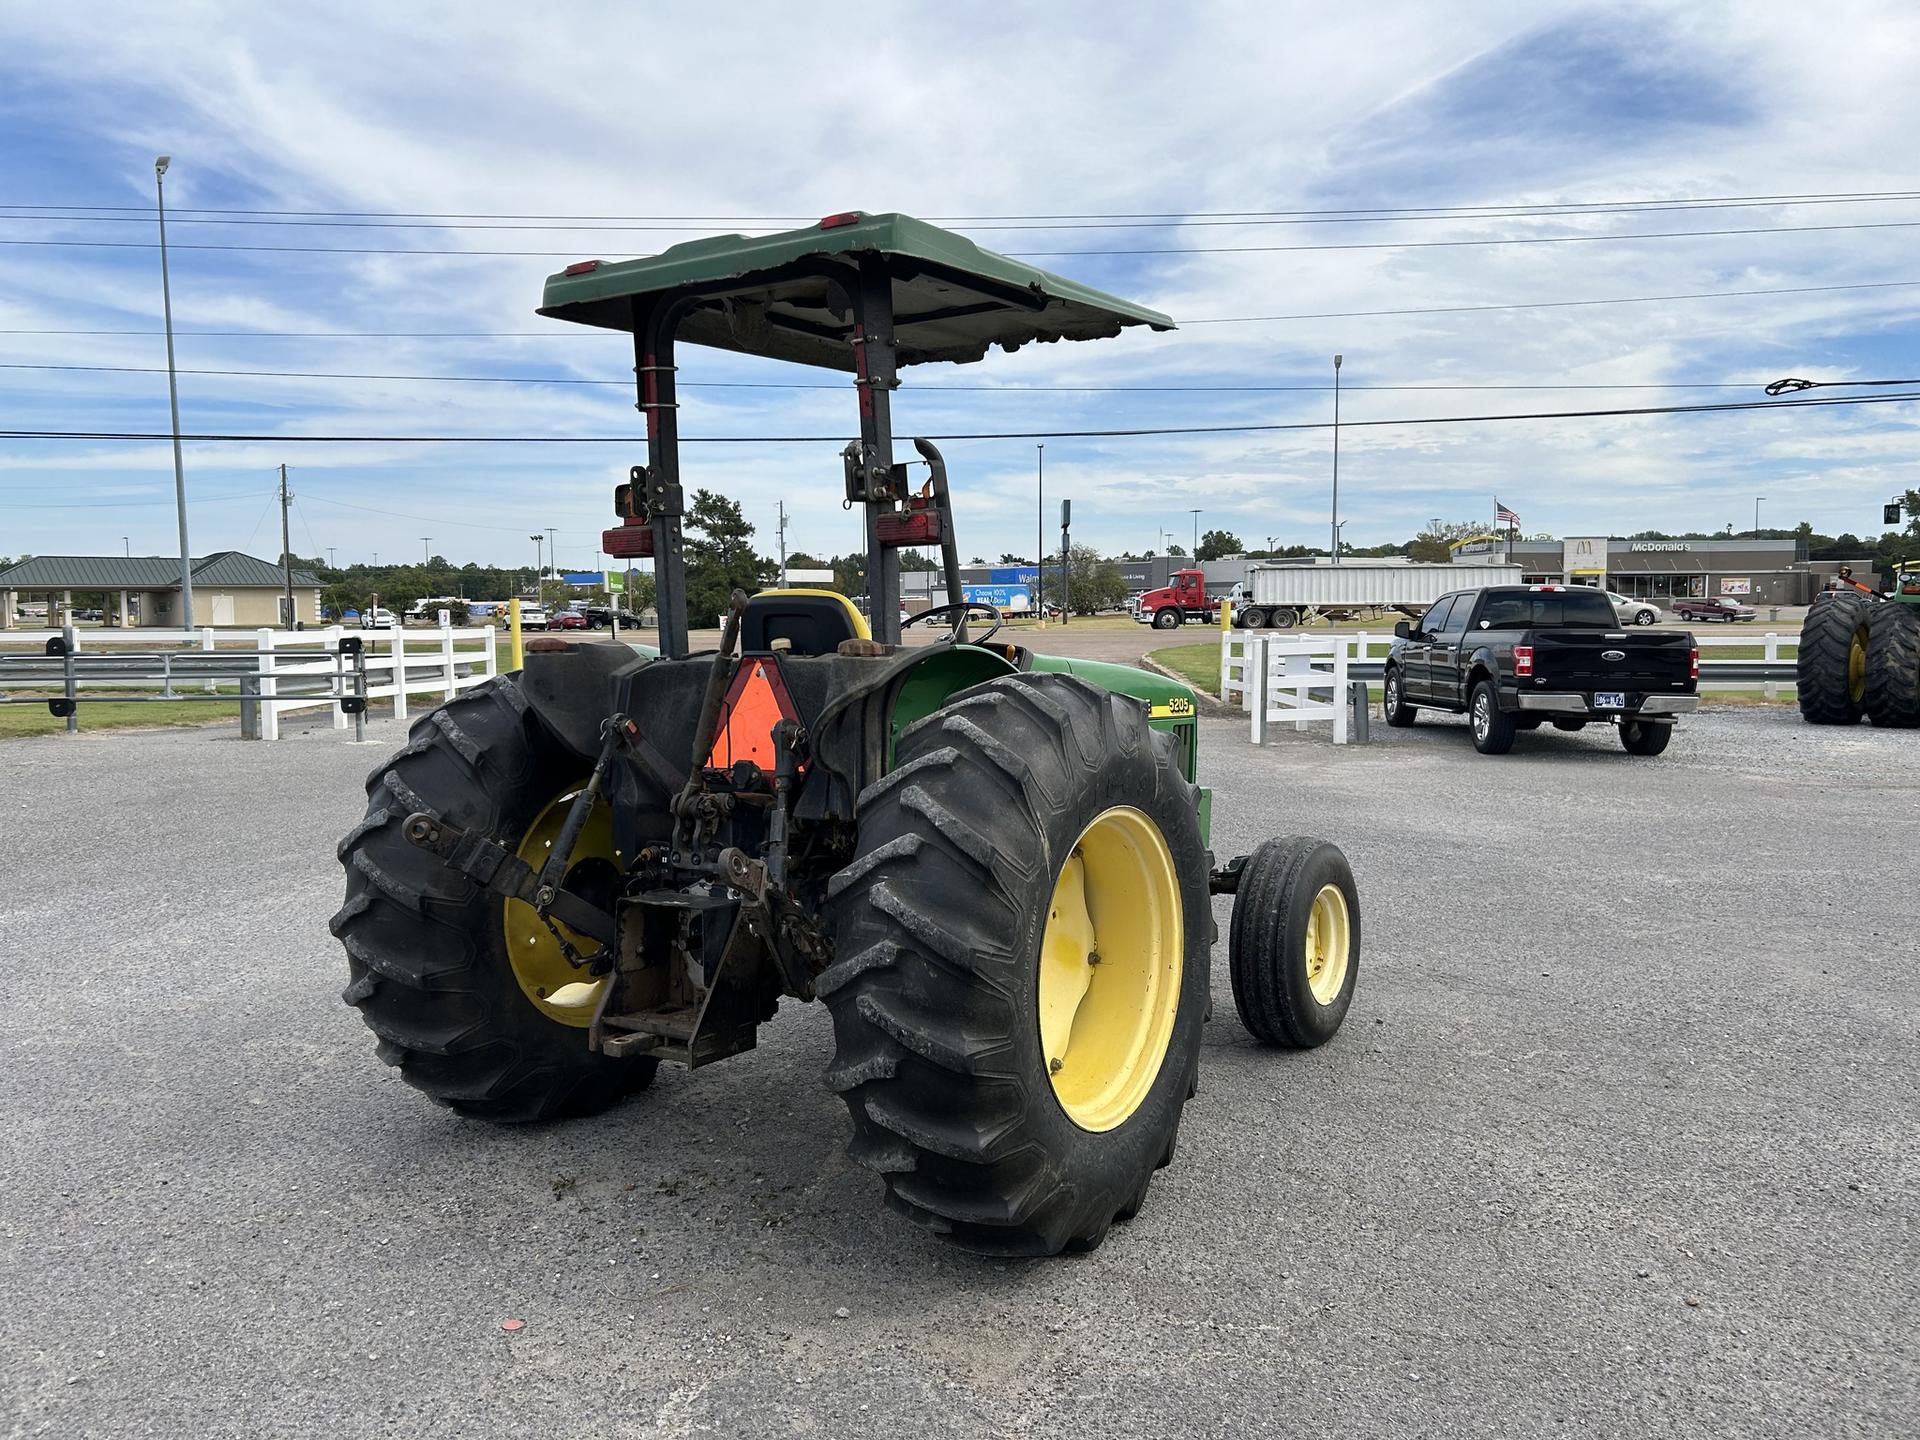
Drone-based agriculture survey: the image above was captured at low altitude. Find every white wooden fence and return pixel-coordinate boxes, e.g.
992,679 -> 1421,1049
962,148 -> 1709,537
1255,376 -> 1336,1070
1,621 -> 497,740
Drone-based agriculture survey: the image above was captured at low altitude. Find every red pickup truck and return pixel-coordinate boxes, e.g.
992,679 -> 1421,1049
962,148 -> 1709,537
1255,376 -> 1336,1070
1670,596 -> 1755,623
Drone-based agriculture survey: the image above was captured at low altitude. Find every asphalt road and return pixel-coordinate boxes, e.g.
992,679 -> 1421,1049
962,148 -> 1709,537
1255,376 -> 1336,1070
1,705 -> 1914,1438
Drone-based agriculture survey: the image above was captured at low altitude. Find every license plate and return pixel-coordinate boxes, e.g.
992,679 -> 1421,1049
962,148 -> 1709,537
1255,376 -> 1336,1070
1594,691 -> 1626,710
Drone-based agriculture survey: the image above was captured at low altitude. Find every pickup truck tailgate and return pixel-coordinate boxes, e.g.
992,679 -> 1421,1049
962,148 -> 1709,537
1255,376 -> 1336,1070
1532,630 -> 1694,691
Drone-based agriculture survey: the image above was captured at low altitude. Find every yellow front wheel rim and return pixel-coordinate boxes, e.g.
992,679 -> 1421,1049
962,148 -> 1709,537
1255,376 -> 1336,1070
1849,626 -> 1869,703
1304,883 -> 1352,1005
502,787 -> 620,1027
1037,807 -> 1183,1133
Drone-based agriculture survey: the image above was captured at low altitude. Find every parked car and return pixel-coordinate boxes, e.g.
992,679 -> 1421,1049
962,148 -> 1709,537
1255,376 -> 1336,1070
1670,595 -> 1755,623
549,610 -> 589,630
1600,590 -> 1662,627
517,604 -> 550,630
1383,584 -> 1699,756
361,607 -> 398,629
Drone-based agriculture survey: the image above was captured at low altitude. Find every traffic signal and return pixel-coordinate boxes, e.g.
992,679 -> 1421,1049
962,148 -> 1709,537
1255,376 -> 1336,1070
1886,501 -> 1905,526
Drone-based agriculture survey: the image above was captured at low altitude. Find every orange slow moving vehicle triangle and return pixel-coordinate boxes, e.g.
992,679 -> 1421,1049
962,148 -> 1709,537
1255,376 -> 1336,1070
708,657 -> 800,772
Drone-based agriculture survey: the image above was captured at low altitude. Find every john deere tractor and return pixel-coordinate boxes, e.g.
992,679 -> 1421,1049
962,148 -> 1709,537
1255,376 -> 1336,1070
332,213 -> 1360,1254
1796,554 -> 1920,729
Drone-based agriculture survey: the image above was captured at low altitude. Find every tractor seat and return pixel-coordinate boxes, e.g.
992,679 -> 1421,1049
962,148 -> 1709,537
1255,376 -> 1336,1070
740,588 -> 870,657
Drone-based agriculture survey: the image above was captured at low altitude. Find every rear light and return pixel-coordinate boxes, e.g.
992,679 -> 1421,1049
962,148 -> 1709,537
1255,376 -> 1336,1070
819,211 -> 861,229
562,259 -> 601,275
1515,645 -> 1534,678
602,518 -> 653,558
1690,647 -> 1699,680
1529,584 -> 1563,592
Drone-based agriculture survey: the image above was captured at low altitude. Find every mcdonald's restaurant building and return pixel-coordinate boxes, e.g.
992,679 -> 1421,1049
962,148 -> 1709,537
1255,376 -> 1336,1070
1453,537 -> 1847,606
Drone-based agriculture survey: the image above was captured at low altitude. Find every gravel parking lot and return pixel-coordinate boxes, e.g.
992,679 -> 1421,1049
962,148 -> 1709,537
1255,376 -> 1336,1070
2,706 -> 1914,1438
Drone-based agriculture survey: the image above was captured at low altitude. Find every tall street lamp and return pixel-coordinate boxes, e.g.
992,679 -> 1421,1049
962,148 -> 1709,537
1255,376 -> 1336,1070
530,533 -> 544,593
1754,496 -> 1765,535
421,537 -> 432,564
1189,507 -> 1202,554
1331,353 -> 1343,565
1035,444 -> 1045,614
156,155 -> 194,629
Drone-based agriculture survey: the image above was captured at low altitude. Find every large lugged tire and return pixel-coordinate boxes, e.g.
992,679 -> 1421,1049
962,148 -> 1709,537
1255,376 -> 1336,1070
1229,837 -> 1358,1048
1798,593 -> 1870,725
331,677 -> 656,1122
1864,603 -> 1920,728
821,673 -> 1209,1256
1152,607 -> 1182,629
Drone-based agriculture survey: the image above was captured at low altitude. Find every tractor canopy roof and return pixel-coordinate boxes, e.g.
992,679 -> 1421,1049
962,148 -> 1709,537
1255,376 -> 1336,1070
536,210 -> 1174,370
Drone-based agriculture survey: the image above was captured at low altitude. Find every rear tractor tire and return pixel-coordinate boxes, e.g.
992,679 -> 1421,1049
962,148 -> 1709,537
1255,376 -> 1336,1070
1797,593 -> 1871,725
1864,603 -> 1920,728
822,673 -> 1209,1256
331,676 -> 657,1122
1229,837 -> 1358,1048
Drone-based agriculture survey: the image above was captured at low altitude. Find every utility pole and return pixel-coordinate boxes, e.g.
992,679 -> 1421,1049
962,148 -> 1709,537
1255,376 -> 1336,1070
777,501 -> 789,586
420,537 -> 432,564
1060,498 -> 1071,627
327,547 -> 336,570
530,533 -> 544,597
123,536 -> 130,557
1754,496 -> 1765,535
1331,353 -> 1343,564
1189,507 -> 1202,554
277,463 -> 295,628
156,155 -> 194,630
1035,444 -> 1045,617
546,527 -> 557,579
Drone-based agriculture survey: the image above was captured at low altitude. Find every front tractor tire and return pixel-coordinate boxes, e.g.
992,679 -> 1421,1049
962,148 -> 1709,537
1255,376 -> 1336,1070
822,674 -> 1209,1256
1152,606 -> 1182,630
1229,837 -> 1358,1048
331,677 -> 656,1122
1797,593 -> 1871,725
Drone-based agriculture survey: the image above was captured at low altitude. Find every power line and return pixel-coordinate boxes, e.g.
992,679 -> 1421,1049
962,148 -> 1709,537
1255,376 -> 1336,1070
5,277 -> 1918,341
11,192 -> 1920,235
9,216 -> 1920,260
2,388 -> 1914,446
5,487 -> 270,509
0,358 -> 1793,393
6,187 -> 1919,225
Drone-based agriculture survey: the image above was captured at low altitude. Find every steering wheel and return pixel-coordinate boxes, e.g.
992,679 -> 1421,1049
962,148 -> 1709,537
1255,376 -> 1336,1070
901,601 -> 1004,645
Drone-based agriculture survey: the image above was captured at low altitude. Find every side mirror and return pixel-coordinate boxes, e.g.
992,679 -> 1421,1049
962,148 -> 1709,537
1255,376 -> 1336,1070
1393,620 -> 1412,639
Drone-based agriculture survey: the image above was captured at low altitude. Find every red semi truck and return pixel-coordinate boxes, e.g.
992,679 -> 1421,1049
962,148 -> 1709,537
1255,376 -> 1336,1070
1133,569 -> 1229,629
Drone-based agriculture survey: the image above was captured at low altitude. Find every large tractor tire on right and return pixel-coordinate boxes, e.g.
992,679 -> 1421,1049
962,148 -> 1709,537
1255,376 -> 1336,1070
1864,603 -> 1920,728
1797,593 -> 1871,725
821,673 -> 1209,1256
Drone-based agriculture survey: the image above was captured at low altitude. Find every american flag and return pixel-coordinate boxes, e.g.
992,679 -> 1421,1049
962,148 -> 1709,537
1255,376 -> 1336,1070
1495,500 -> 1521,527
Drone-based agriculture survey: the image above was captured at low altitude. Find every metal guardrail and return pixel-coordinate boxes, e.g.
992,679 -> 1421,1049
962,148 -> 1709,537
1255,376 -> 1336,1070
0,626 -> 371,738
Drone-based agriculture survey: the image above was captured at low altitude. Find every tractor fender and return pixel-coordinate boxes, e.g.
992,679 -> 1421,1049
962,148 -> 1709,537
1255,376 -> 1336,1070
519,638 -> 653,759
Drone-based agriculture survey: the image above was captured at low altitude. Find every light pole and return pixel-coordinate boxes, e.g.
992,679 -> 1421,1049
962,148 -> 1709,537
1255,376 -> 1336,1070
546,527 -> 557,579
421,537 -> 432,564
1035,444 -> 1045,614
1189,507 -> 1202,555
156,155 -> 194,629
1331,353 -> 1343,564
530,534 -> 544,596
1754,496 -> 1765,535
327,547 -> 336,570
122,536 -> 130,557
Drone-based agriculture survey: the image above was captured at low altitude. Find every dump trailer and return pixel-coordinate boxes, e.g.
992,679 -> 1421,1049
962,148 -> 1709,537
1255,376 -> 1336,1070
1235,562 -> 1523,629
330,211 -> 1364,1257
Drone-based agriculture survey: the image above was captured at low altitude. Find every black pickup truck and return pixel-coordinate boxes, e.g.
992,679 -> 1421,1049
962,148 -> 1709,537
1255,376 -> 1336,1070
1383,585 -> 1699,755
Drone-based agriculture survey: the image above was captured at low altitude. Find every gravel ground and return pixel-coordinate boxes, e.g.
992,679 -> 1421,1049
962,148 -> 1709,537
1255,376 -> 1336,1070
1,706 -> 1914,1438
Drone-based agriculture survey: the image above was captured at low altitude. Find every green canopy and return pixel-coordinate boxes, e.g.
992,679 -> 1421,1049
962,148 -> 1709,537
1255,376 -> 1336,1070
536,211 -> 1174,370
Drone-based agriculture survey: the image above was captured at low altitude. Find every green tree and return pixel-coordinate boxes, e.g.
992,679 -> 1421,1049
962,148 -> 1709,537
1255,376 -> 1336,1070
1064,543 -> 1126,614
1194,529 -> 1243,562
685,488 -> 774,620
1164,543 -> 1186,558
997,553 -> 1032,566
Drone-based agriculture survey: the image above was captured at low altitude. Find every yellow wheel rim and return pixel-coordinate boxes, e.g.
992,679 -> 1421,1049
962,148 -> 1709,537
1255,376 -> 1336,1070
1037,807 -> 1183,1133
1849,625 -> 1869,703
1304,883 -> 1352,1006
502,787 -> 620,1027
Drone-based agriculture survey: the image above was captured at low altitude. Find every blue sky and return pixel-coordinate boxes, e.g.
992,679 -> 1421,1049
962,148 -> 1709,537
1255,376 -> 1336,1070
2,1 -> 1918,571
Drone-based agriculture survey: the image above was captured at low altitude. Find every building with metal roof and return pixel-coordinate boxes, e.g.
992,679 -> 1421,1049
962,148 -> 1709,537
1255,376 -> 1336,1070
1,551 -> 323,630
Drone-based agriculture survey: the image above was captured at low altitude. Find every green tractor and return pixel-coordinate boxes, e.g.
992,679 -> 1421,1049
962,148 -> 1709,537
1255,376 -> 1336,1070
1796,553 -> 1920,729
332,212 -> 1360,1254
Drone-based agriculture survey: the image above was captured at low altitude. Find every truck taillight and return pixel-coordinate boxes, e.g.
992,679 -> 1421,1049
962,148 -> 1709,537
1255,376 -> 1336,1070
1690,646 -> 1699,680
1515,645 -> 1534,678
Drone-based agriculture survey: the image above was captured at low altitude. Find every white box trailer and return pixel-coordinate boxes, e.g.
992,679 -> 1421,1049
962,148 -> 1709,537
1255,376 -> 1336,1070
1236,563 -> 1521,629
